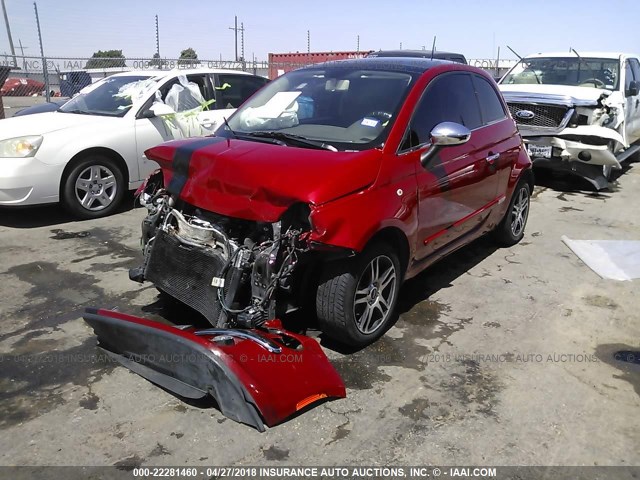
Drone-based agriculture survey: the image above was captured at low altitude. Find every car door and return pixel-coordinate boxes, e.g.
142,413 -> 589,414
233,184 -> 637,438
401,72 -> 500,260
626,57 -> 640,144
133,73 -> 216,181
212,73 -> 269,125
470,73 -> 521,199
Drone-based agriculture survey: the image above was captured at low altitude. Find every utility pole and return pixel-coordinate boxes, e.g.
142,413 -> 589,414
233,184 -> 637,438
356,35 -> 359,52
307,30 -> 310,54
34,2 -> 49,101
18,38 -> 28,72
1,0 -> 17,67
240,22 -> 244,61
229,16 -> 239,61
155,15 -> 160,57
399,42 -> 402,50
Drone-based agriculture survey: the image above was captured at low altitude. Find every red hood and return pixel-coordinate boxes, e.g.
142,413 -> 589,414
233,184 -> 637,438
145,137 -> 382,222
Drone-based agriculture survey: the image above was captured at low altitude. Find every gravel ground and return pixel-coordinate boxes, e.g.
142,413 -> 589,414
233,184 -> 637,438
0,166 -> 638,468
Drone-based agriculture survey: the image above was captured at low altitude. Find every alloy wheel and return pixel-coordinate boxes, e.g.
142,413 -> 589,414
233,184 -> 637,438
353,255 -> 397,335
510,186 -> 529,237
74,165 -> 118,211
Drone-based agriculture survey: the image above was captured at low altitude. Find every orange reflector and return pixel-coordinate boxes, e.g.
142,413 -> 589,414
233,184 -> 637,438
296,393 -> 328,411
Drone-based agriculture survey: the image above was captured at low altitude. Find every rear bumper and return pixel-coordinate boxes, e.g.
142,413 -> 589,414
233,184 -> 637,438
83,308 -> 346,431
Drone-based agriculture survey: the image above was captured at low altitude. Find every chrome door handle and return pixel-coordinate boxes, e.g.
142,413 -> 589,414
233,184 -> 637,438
486,152 -> 500,163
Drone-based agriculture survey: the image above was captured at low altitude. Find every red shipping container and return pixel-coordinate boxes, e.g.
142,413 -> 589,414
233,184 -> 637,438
268,51 -> 372,79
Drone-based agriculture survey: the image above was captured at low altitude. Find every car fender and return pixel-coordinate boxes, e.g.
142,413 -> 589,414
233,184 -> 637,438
309,177 -> 419,257
36,119 -> 140,183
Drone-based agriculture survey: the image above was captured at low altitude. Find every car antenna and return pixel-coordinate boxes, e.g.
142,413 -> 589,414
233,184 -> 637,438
430,36 -> 437,60
506,45 -> 523,61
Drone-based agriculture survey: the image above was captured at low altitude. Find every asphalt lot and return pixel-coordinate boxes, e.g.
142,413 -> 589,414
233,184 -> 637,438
0,168 -> 639,467
2,96 -> 64,118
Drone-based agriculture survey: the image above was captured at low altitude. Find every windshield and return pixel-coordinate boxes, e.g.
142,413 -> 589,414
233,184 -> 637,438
501,57 -> 620,90
59,75 -> 156,117
221,67 -> 415,150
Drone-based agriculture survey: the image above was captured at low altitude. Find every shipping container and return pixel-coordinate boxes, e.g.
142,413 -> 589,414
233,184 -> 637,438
268,51 -> 372,79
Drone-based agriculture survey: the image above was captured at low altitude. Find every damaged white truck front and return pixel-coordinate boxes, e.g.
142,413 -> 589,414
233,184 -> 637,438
499,52 -> 640,189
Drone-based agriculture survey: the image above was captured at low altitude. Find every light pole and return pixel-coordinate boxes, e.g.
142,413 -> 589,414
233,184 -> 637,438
34,2 -> 49,101
1,0 -> 17,67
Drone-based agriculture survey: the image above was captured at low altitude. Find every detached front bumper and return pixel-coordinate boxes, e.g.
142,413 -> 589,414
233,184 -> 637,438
0,156 -> 61,205
83,308 -> 346,431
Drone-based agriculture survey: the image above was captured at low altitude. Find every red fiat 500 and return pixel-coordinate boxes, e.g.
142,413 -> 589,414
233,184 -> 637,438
131,57 -> 533,348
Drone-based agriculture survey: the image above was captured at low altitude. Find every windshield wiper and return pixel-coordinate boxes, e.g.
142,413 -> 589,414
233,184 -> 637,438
247,131 -> 337,151
222,117 -> 238,139
59,108 -> 92,115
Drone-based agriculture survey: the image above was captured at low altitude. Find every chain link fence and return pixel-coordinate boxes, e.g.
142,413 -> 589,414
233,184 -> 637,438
0,55 -> 282,118
0,54 -> 517,118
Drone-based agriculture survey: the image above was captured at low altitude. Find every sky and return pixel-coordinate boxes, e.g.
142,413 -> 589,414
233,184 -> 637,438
1,0 -> 639,63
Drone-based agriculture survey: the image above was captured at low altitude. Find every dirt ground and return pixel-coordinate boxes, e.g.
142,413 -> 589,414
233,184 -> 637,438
0,166 -> 638,468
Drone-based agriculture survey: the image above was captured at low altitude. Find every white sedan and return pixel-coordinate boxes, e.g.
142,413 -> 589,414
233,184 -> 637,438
0,68 -> 268,218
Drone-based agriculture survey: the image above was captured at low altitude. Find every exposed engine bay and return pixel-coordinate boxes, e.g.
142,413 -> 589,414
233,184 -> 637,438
129,170 -> 315,329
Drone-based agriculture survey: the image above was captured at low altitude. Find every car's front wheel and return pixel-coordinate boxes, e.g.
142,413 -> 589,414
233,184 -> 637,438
316,242 -> 401,347
62,155 -> 125,219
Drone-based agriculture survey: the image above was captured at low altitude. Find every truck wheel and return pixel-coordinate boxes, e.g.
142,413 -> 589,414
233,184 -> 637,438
316,242 -> 401,347
492,180 -> 530,247
62,155 -> 125,219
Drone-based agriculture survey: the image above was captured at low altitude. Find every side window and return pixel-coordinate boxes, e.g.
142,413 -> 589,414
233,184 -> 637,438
403,73 -> 481,150
216,74 -> 269,109
159,75 -> 210,113
629,58 -> 640,83
625,61 -> 634,91
472,75 -> 507,125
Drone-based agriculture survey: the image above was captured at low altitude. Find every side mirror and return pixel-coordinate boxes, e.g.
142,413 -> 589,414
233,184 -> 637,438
420,122 -> 471,168
627,80 -> 639,97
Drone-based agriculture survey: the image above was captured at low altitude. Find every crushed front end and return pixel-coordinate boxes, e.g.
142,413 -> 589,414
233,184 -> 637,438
501,89 -> 627,190
129,169 -> 320,329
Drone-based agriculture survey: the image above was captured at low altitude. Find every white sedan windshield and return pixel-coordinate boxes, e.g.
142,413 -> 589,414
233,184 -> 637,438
59,75 -> 157,117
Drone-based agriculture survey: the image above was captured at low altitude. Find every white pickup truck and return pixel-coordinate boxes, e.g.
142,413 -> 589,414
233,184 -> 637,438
499,52 -> 640,189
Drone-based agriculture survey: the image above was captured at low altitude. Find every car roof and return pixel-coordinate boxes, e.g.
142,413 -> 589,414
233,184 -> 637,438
107,68 -> 256,79
524,52 -> 637,60
369,49 -> 466,60
298,56 -> 460,74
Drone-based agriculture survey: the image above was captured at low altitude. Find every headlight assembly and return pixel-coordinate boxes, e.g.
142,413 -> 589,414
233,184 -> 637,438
0,135 -> 44,158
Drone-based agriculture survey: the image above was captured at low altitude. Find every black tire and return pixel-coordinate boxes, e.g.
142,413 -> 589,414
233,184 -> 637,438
62,155 -> 125,219
493,180 -> 530,247
316,241 -> 401,347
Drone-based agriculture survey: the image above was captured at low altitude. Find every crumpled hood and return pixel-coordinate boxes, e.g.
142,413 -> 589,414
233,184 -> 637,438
145,136 -> 382,222
499,84 -> 609,106
0,111 -> 122,139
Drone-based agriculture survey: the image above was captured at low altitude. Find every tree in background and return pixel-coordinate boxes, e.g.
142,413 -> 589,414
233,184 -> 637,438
85,50 -> 126,69
178,47 -> 200,65
149,52 -> 166,68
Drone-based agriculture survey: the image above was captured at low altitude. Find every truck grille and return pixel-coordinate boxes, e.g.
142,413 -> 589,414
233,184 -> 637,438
145,229 -> 226,325
507,103 -> 569,129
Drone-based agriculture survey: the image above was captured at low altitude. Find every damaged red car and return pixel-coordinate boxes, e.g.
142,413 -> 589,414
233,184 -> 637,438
86,58 -> 533,429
